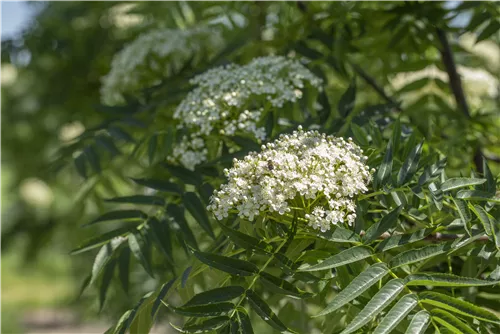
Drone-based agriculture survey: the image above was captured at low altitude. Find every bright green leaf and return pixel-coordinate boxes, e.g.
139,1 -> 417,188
299,246 -> 373,272
373,294 -> 418,334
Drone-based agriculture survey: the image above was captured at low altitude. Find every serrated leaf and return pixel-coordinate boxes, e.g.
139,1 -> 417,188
246,290 -> 290,333
70,226 -> 133,254
340,279 -> 405,334
183,286 -> 245,307
452,198 -> 471,235
419,291 -> 500,324
87,210 -> 146,226
219,222 -> 272,253
363,206 -> 402,243
338,78 -> 356,118
151,278 -> 176,318
192,248 -> 259,276
184,192 -> 215,239
432,309 -> 477,334
128,232 -> 154,277
457,190 -> 497,201
259,272 -> 313,299
373,294 -> 418,334
313,226 -> 360,243
428,182 -> 444,210
375,140 -> 393,189
405,273 -> 499,287
397,141 -> 423,186
405,310 -> 430,334
389,242 -> 451,268
170,316 -> 230,333
105,195 -> 165,206
471,205 -> 493,236
130,178 -> 182,194
165,301 -> 234,317
118,247 -> 130,293
298,246 -> 373,272
441,178 -> 486,192
316,263 -> 389,316
418,158 -> 447,186
163,163 -> 202,185
375,229 -> 433,252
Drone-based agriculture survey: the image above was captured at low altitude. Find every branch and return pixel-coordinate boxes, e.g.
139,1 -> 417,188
436,28 -> 484,173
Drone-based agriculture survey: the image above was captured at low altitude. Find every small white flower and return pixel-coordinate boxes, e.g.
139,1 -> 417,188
208,127 -> 371,232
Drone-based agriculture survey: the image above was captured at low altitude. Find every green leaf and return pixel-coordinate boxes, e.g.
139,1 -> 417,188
340,279 -> 405,334
441,178 -> 486,192
298,246 -> 373,272
338,78 -> 356,118
482,157 -> 495,194
219,222 -> 272,253
151,278 -> 176,317
70,226 -> 133,254
418,158 -> 447,186
183,192 -> 215,239
373,294 -> 418,334
313,226 -> 360,243
246,290 -> 291,333
85,145 -> 101,173
375,229 -> 433,252
428,182 -> 444,210
91,243 -> 114,286
457,190 -> 496,201
129,295 -> 155,334
419,291 -> 500,324
375,140 -> 393,189
181,266 -> 192,288
476,20 -> 500,43
397,141 -> 423,186
167,204 -> 198,249
192,248 -> 259,276
431,309 -> 477,334
108,126 -> 135,143
128,232 -> 154,277
95,135 -> 121,156
405,310 -> 430,334
105,195 -> 165,206
148,134 -> 157,165
99,258 -> 116,311
118,247 -> 130,293
170,316 -> 230,333
149,218 -> 173,262
130,178 -> 182,194
183,286 -> 245,307
259,272 -> 313,299
452,198 -> 471,234
114,310 -> 134,334
316,263 -> 389,316
405,273 -> 499,287
389,242 -> 451,268
74,153 -> 87,178
165,302 -> 234,317
236,308 -> 254,334
163,163 -> 202,186
397,77 -> 430,94
351,123 -> 369,147
363,206 -> 402,243
87,210 -> 146,226
471,205 -> 493,236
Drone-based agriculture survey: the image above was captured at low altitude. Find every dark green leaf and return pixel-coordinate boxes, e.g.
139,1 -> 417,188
170,316 -> 230,333
118,247 -> 130,293
167,204 -> 198,249
389,242 -> 451,268
148,134 -> 157,165
392,118 -> 402,156
418,157 -> 447,186
192,248 -> 259,276
375,228 -> 433,252
70,226 -> 133,254
482,157 -> 495,194
476,20 -> 500,43
99,259 -> 116,311
95,135 -> 121,156
85,145 -> 101,173
405,273 -> 499,287
340,279 -> 405,334
130,178 -> 183,194
91,243 -> 114,286
108,126 -> 135,143
128,231 -> 154,277
375,140 -> 393,189
246,290 -> 291,333
351,123 -> 369,146
236,308 -> 254,334
149,218 -> 173,262
363,206 -> 402,243
183,286 -> 245,307
316,263 -> 389,316
397,141 -> 423,186
471,205 -> 493,236
431,309 -> 476,334
441,178 -> 486,192
373,294 -> 418,334
419,291 -> 500,324
397,78 -> 430,94
151,278 -> 176,318
184,192 -> 215,239
163,163 -> 202,186
74,153 -> 87,178
457,190 -> 496,201
259,272 -> 313,299
338,78 -> 356,118
105,195 -> 165,206
299,246 -> 372,272
219,222 -> 272,253
165,302 -> 234,317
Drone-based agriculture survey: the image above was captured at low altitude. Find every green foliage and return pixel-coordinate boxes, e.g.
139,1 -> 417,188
2,1 -> 500,333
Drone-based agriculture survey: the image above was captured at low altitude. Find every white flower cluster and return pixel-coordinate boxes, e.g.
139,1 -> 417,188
101,27 -> 224,105
172,56 -> 323,170
208,127 -> 372,232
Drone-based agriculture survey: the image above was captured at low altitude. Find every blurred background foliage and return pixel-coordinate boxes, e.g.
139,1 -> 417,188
1,1 -> 499,333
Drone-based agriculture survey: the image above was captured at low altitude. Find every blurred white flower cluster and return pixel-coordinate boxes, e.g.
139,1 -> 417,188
208,127 -> 372,232
101,27 -> 224,105
172,56 -> 323,170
